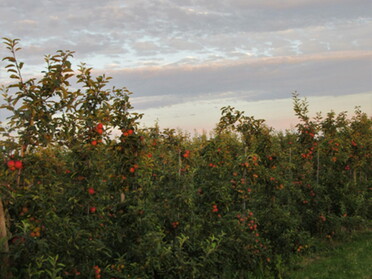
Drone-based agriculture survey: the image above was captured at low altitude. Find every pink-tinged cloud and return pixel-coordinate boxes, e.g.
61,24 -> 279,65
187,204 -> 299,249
104,50 -> 372,109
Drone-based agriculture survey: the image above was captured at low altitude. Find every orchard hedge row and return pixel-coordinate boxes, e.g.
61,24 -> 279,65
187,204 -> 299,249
0,38 -> 371,278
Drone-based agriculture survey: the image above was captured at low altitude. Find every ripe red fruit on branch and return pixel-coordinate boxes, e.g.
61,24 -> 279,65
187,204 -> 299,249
88,187 -> 95,195
91,140 -> 97,146
122,128 -> 134,136
15,161 -> 23,169
171,221 -> 179,228
89,207 -> 96,213
183,150 -> 190,158
93,265 -> 101,279
95,123 -> 104,134
7,160 -> 16,171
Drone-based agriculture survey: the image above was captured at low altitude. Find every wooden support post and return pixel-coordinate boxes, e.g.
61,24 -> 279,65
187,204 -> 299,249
316,148 -> 320,186
0,199 -> 8,253
242,147 -> 248,211
0,198 -> 10,276
289,147 -> 292,181
178,148 -> 182,177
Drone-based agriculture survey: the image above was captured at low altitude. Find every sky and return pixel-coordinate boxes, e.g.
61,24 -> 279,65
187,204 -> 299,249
0,0 -> 371,134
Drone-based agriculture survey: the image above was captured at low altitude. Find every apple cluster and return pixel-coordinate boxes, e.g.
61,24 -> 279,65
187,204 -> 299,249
7,160 -> 23,171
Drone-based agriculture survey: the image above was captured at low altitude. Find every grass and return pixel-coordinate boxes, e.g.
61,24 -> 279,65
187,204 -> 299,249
285,229 -> 372,279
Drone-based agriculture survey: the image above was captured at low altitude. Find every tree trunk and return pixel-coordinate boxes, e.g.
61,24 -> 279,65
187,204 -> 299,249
0,199 -> 8,252
0,198 -> 10,277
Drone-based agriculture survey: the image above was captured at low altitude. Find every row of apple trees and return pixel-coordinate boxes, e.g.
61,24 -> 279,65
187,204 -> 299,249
0,38 -> 371,278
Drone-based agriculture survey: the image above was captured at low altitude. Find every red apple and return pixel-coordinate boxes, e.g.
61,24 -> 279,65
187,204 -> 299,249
15,160 -> 23,169
7,161 -> 16,171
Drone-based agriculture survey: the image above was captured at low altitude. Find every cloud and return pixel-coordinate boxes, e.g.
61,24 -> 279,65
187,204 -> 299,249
1,0 -> 370,65
1,0 -> 371,121
106,51 -> 372,109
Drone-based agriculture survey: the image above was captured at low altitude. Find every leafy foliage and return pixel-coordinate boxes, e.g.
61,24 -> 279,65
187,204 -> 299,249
0,38 -> 370,278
